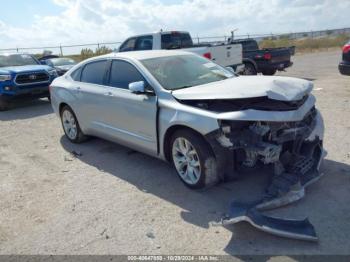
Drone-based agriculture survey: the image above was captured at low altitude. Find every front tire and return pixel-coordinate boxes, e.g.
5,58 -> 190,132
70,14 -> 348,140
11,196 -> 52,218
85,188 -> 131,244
0,99 -> 9,111
170,129 -> 218,189
60,105 -> 87,143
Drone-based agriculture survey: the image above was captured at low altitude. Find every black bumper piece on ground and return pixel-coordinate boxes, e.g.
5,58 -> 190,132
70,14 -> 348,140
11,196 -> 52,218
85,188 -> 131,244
215,202 -> 318,241
339,62 -> 350,76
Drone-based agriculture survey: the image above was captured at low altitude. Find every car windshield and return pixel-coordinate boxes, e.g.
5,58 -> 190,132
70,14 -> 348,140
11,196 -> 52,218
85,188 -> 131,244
50,58 -> 76,66
141,54 -> 235,90
0,54 -> 39,67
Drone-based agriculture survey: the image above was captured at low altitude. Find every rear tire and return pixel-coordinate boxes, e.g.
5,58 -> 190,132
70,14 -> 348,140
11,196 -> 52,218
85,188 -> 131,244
60,105 -> 87,143
242,62 -> 257,75
170,129 -> 218,189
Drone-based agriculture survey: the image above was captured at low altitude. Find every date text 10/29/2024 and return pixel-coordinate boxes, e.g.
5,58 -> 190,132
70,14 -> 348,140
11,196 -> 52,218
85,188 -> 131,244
127,255 -> 219,261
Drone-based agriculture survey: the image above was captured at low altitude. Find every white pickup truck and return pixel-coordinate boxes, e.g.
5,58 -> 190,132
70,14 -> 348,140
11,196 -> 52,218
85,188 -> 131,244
117,31 -> 244,73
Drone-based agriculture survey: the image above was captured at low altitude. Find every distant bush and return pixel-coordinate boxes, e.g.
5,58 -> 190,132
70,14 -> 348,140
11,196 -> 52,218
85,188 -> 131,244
78,46 -> 112,61
259,34 -> 350,52
95,46 -> 112,56
80,48 -> 94,60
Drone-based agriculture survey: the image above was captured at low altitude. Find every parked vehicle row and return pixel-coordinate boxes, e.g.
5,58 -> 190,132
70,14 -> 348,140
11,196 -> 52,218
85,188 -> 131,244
0,53 -> 78,110
339,40 -> 350,76
0,53 -> 58,110
0,30 -> 299,111
118,31 -> 245,73
39,55 -> 77,76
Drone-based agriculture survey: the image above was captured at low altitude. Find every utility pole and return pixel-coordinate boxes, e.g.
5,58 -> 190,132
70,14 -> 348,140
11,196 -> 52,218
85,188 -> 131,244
231,28 -> 238,40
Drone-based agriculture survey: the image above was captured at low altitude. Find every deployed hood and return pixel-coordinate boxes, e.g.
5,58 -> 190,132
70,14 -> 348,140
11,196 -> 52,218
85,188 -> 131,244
0,65 -> 52,74
172,76 -> 313,102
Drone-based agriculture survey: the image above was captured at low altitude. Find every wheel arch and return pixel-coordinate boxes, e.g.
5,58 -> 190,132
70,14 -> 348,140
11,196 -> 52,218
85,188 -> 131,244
163,124 -> 213,162
243,58 -> 258,71
59,102 -> 70,115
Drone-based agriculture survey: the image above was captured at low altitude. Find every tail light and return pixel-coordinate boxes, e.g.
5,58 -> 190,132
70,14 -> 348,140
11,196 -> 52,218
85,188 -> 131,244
343,44 -> 350,54
49,85 -> 53,93
203,52 -> 212,59
263,53 -> 272,60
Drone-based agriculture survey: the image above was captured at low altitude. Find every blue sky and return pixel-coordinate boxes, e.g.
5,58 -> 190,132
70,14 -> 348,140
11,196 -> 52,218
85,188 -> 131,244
1,0 -> 64,27
0,0 -> 349,52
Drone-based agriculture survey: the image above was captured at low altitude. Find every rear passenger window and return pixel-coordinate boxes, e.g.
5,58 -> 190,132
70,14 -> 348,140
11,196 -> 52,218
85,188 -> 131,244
71,67 -> 82,81
81,60 -> 108,85
135,35 -> 153,51
108,60 -> 144,89
119,38 -> 136,52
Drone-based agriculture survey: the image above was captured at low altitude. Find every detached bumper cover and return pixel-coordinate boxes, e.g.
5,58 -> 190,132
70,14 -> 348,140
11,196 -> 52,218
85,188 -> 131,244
213,202 -> 318,241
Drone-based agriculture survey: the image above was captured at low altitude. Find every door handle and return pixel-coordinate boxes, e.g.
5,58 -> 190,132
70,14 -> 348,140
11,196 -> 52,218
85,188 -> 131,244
105,91 -> 113,96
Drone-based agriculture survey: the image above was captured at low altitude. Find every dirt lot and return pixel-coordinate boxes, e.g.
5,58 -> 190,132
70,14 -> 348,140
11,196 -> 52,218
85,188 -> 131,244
0,50 -> 349,256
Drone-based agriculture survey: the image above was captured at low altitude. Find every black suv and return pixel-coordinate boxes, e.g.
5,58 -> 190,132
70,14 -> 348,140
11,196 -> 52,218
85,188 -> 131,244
339,40 -> 350,76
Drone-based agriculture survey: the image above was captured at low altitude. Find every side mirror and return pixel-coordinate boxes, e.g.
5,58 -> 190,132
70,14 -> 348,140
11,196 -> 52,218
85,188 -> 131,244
129,81 -> 145,94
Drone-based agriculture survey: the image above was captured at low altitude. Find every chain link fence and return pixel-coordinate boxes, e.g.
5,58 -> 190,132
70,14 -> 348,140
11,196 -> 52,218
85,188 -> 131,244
1,27 -> 349,56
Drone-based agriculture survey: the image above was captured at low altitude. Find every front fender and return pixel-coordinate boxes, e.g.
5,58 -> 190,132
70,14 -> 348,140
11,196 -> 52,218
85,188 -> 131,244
158,98 -> 220,159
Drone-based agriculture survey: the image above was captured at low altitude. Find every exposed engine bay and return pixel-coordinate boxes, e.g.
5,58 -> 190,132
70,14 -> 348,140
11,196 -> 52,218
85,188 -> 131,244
179,95 -> 309,112
216,106 -> 323,198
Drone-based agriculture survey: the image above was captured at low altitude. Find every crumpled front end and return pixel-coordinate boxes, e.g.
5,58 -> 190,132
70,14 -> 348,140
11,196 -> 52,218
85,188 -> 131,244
211,106 -> 325,207
209,106 -> 326,241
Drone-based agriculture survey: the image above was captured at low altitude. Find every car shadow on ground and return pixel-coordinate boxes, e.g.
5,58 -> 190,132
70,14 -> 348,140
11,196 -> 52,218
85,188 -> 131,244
60,136 -> 350,255
0,99 -> 53,121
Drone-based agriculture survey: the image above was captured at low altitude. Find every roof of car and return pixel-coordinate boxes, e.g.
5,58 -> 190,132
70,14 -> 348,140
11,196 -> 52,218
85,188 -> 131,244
98,50 -> 194,61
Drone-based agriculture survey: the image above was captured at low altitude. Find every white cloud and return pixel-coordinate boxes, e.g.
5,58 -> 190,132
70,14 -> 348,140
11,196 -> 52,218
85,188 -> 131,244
0,0 -> 349,53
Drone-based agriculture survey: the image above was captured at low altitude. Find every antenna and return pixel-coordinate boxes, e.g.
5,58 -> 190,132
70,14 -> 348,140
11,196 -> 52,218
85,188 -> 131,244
231,28 -> 238,40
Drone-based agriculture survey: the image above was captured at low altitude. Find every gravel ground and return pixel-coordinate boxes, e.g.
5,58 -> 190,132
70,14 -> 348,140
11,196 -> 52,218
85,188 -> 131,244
0,50 -> 349,257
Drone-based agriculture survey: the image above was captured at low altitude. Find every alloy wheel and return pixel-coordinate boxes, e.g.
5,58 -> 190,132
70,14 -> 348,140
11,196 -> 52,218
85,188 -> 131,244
172,137 -> 201,185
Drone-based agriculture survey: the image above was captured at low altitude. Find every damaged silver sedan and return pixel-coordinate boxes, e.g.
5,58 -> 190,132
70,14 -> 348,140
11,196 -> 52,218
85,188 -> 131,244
51,50 -> 326,240
51,50 -> 325,201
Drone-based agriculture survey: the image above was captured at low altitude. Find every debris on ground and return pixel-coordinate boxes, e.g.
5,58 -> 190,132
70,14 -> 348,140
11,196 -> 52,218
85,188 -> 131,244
213,202 -> 317,241
146,232 -> 155,239
212,168 -> 325,241
64,156 -> 73,162
70,150 -> 83,157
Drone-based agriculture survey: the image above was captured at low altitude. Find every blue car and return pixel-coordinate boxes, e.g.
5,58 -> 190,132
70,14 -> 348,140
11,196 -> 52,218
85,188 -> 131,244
0,53 -> 58,110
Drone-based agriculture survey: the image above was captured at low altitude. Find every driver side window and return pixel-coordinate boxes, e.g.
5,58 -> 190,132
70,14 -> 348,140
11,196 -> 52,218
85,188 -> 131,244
108,60 -> 146,90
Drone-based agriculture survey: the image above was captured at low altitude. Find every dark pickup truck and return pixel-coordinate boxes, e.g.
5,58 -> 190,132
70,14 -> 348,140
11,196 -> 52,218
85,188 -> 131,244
339,40 -> 350,76
230,39 -> 295,75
